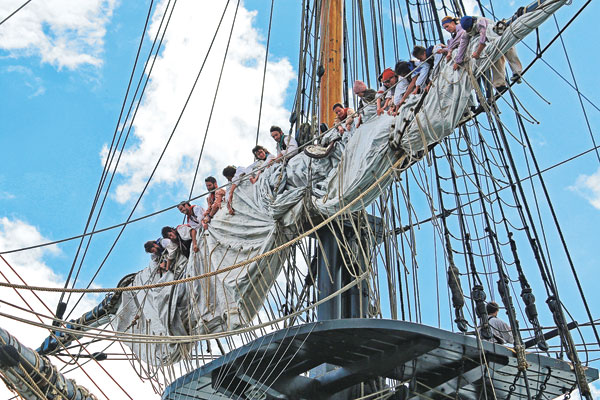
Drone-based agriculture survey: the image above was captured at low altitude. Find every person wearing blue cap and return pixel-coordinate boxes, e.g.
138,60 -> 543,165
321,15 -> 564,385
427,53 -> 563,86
453,15 -> 522,91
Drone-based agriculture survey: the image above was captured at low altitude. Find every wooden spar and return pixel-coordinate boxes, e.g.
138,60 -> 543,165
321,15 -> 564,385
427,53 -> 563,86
319,0 -> 344,128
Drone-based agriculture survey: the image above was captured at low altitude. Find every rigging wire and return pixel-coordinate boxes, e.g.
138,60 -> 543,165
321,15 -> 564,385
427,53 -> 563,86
64,0 -> 179,320
64,0 -> 235,316
0,255 -> 132,399
254,0 -> 275,145
551,14 -> 600,163
507,89 -> 600,347
0,0 -> 32,26
65,0 -> 176,314
2,1 -> 598,398
58,0 -> 158,317
187,0 -> 241,199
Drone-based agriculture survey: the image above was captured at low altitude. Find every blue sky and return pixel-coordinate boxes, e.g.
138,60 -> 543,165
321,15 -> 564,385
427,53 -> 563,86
1,0 -> 599,398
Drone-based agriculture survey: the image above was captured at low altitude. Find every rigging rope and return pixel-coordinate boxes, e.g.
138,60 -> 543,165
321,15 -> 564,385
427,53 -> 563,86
65,0 -> 180,320
64,0 -> 235,314
187,0 -> 241,199
254,0 -> 275,145
0,0 -> 32,26
0,154 -> 409,295
60,0 -> 158,316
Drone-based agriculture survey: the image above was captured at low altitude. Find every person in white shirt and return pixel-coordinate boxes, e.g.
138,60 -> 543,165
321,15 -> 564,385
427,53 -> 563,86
161,225 -> 198,271
376,68 -> 397,115
144,238 -> 172,271
391,61 -> 415,112
483,301 -> 514,345
177,201 -> 205,231
270,125 -> 298,161
222,165 -> 245,215
411,46 -> 432,95
249,145 -> 275,184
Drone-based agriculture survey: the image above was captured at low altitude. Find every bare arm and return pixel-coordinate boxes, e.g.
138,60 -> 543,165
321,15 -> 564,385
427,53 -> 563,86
191,228 -> 198,252
227,184 -> 237,215
472,42 -> 486,59
209,189 -> 225,217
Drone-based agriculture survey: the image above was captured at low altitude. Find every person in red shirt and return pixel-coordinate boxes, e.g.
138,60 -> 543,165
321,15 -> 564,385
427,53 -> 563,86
332,103 -> 355,134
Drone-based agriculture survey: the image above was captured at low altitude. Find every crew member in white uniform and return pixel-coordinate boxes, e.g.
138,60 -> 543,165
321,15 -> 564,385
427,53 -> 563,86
177,201 -> 205,231
270,125 -> 299,161
161,225 -> 198,271
144,238 -> 172,271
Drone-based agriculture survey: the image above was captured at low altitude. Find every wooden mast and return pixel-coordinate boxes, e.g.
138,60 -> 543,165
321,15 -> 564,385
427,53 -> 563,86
319,0 -> 344,128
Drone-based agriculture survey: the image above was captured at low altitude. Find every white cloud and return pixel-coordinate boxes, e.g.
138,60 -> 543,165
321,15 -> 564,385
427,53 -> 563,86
0,0 -> 117,69
0,217 -> 160,399
570,167 -> 600,210
463,0 -> 480,16
0,191 -> 15,200
104,1 -> 295,203
2,65 -> 46,97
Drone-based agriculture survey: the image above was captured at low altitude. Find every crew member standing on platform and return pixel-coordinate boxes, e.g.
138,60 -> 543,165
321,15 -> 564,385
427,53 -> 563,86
484,301 -> 514,345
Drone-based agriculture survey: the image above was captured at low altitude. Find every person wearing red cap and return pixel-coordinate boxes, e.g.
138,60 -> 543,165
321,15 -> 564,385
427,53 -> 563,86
376,68 -> 397,115
353,80 -> 376,128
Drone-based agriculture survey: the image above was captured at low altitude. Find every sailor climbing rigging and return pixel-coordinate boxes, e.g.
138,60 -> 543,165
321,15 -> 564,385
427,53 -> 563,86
249,145 -> 275,184
161,225 -> 198,271
332,103 -> 355,133
144,237 -> 171,271
270,125 -> 299,161
177,200 -> 205,231
455,15 -> 523,91
202,176 -> 225,228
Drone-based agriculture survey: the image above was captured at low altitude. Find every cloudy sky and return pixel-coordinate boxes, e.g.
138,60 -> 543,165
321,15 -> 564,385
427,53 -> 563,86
1,0 -> 600,398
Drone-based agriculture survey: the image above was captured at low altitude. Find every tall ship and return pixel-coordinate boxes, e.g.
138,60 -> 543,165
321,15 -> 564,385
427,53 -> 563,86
0,0 -> 598,399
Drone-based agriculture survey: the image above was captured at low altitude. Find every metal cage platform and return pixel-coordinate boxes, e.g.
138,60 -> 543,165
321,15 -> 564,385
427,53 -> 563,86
162,319 -> 598,399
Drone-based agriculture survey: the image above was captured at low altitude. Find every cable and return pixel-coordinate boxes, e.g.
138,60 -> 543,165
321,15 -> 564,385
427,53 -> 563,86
551,14 -> 600,163
64,0 -> 235,315
63,0 -> 160,311
254,0 -> 275,145
0,0 -> 32,26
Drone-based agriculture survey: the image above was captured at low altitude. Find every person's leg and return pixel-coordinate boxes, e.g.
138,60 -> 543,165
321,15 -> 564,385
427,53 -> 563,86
490,56 -> 506,88
505,46 -> 523,76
